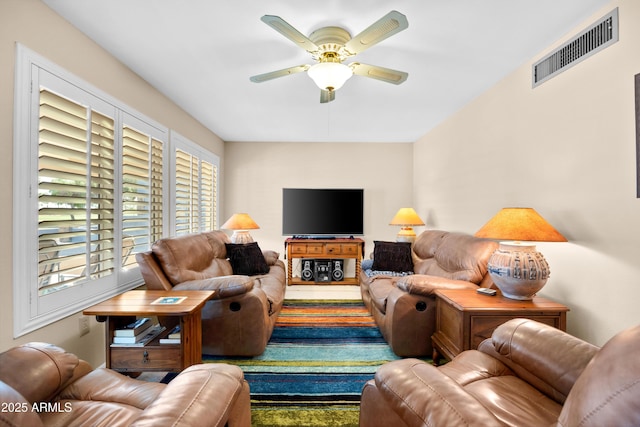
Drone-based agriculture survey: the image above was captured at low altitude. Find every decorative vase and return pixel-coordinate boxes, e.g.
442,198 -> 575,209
487,242 -> 550,300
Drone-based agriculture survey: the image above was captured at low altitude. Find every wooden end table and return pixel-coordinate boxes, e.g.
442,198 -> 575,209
84,290 -> 214,373
431,288 -> 569,365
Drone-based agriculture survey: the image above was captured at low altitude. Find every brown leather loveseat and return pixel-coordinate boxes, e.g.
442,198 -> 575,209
0,342 -> 251,427
360,230 -> 498,356
136,230 -> 286,356
360,318 -> 640,427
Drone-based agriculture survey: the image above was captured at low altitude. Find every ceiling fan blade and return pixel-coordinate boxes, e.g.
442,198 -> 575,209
344,11 -> 408,56
320,89 -> 336,103
261,15 -> 319,54
250,65 -> 310,83
350,63 -> 408,85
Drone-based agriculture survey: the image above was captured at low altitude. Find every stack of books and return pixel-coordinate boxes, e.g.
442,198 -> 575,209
111,318 -> 165,347
159,325 -> 181,344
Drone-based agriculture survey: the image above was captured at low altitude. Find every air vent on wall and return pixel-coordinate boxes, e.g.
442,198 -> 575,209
533,8 -> 618,87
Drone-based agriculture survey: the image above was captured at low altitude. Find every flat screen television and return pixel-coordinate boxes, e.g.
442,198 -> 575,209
282,188 -> 364,237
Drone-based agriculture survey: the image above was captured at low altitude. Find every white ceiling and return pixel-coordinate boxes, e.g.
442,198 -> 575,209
42,0 -> 611,143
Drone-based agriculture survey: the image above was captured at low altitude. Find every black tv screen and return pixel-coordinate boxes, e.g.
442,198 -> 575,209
282,188 -> 364,237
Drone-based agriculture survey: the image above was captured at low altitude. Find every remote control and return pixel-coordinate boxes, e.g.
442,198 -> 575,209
477,288 -> 497,296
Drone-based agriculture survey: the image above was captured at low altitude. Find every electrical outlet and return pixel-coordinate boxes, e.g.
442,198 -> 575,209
79,316 -> 90,336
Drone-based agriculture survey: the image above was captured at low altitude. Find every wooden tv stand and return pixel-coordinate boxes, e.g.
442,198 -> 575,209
285,238 -> 364,285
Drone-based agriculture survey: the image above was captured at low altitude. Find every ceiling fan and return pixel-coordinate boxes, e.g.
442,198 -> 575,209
250,10 -> 409,103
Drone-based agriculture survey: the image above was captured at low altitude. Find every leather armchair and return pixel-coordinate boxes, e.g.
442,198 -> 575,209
360,318 -> 640,427
360,230 -> 498,356
0,342 -> 251,427
136,230 -> 286,356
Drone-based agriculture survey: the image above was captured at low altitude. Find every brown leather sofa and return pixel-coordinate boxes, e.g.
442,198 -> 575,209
0,342 -> 251,427
360,318 -> 640,427
136,230 -> 286,356
360,230 -> 498,356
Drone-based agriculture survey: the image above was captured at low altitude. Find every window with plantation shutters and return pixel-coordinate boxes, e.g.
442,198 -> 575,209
14,45 -> 172,337
38,89 -> 115,295
122,124 -> 164,269
15,45 -> 219,337
172,133 -> 219,236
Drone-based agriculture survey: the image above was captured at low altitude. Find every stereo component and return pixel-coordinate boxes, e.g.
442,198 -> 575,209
301,260 -> 314,281
300,259 -> 345,282
314,260 -> 332,282
331,259 -> 344,281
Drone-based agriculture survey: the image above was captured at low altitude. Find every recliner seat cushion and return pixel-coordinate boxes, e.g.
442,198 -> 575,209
367,278 -> 396,314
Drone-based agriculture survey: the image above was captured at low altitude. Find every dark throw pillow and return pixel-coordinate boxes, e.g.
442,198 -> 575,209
225,242 -> 270,276
371,241 -> 413,273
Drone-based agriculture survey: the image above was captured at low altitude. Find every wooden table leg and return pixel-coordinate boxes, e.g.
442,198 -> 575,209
432,346 -> 442,366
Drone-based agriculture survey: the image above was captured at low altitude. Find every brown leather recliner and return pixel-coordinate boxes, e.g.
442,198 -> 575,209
0,342 -> 251,427
360,318 -> 640,427
360,230 -> 498,356
136,230 -> 286,356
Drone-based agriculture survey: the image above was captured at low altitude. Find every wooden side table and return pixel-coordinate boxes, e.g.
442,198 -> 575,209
431,289 -> 569,365
84,290 -> 214,373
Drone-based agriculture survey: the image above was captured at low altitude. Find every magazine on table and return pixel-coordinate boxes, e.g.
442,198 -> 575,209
151,296 -> 187,305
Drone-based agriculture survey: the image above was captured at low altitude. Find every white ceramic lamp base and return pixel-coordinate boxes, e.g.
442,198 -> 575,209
487,242 -> 550,300
230,230 -> 254,244
396,227 -> 417,243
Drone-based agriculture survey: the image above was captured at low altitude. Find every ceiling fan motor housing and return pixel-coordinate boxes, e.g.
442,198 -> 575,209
309,26 -> 351,62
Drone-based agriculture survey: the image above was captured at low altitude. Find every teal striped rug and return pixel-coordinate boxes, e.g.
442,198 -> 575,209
203,299 -> 417,427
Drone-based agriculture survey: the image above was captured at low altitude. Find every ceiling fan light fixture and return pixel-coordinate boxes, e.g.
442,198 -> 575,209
307,62 -> 353,91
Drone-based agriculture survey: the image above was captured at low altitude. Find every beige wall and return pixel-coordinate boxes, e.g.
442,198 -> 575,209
223,142 -> 414,258
0,0 -> 224,365
414,0 -> 639,345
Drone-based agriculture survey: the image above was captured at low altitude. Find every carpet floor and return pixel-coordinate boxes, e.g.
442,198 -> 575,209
202,299 -> 416,427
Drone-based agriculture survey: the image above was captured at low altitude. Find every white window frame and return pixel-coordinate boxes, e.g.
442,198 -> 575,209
12,44 -> 169,337
170,131 -> 220,236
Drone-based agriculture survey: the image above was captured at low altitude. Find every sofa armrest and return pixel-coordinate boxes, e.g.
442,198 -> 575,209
394,274 -> 477,297
262,250 -> 280,266
479,318 -> 600,403
173,275 -> 255,299
374,358 -> 504,427
0,382 -> 44,427
131,364 -> 248,427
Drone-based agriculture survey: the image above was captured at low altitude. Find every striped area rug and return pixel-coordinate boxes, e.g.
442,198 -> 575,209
203,299 -> 411,427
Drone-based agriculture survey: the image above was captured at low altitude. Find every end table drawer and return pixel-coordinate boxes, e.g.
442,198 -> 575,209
110,346 -> 182,372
